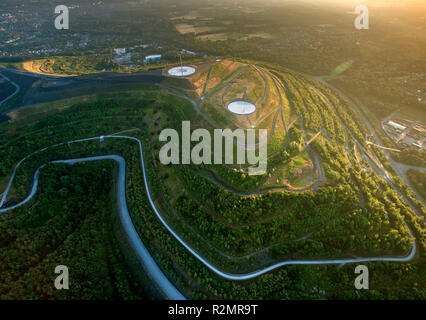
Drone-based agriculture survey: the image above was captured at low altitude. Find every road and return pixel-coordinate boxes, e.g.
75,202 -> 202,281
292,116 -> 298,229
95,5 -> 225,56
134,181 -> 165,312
252,65 -> 269,107
0,66 -> 66,80
56,155 -> 186,300
366,141 -> 401,153
312,75 -> 426,209
0,151 -> 185,300
309,78 -> 426,216
0,66 -> 164,115
0,134 -> 416,285
0,72 -> 20,107
0,64 -> 421,295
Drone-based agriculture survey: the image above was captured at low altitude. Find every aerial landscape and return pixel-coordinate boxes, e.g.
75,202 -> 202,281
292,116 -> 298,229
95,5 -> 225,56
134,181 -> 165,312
0,0 -> 424,304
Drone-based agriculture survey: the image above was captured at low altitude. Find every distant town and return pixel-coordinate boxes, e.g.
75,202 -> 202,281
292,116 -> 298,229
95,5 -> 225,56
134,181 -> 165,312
383,119 -> 426,150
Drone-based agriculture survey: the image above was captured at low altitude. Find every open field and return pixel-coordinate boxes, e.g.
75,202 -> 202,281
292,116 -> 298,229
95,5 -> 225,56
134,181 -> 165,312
407,170 -> 426,202
175,24 -> 225,35
169,11 -> 211,21
197,32 -> 273,42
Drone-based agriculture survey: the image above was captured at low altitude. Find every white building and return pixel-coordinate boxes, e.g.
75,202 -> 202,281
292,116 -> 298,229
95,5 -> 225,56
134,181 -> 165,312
114,48 -> 126,55
181,49 -> 196,56
144,54 -> 162,64
387,121 -> 406,131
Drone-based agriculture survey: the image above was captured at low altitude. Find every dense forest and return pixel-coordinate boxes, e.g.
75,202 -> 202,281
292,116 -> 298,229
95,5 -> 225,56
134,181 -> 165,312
0,0 -> 424,301
0,83 -> 423,299
0,162 -> 149,299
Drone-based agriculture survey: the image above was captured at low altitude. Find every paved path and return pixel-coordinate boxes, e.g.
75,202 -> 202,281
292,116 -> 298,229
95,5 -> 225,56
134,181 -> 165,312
57,155 -> 185,300
0,135 -> 416,284
201,63 -> 215,99
252,65 -> 269,107
0,65 -> 420,295
0,66 -> 66,80
0,72 -> 20,107
312,75 -> 426,208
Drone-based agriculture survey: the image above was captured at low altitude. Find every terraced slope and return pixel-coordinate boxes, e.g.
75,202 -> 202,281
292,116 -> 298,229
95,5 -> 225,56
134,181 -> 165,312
0,61 -> 424,299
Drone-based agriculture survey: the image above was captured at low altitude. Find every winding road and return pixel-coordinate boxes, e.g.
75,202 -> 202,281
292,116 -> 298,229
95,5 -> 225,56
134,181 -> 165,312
312,75 -> 426,209
0,64 -> 421,299
0,134 -> 416,294
0,72 -> 20,108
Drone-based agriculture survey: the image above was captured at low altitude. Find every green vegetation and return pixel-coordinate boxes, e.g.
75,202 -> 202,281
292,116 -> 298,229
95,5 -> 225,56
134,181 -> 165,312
1,0 -> 424,300
406,170 -> 426,202
37,56 -> 119,75
0,163 -> 148,300
0,74 -> 425,299
392,149 -> 426,168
